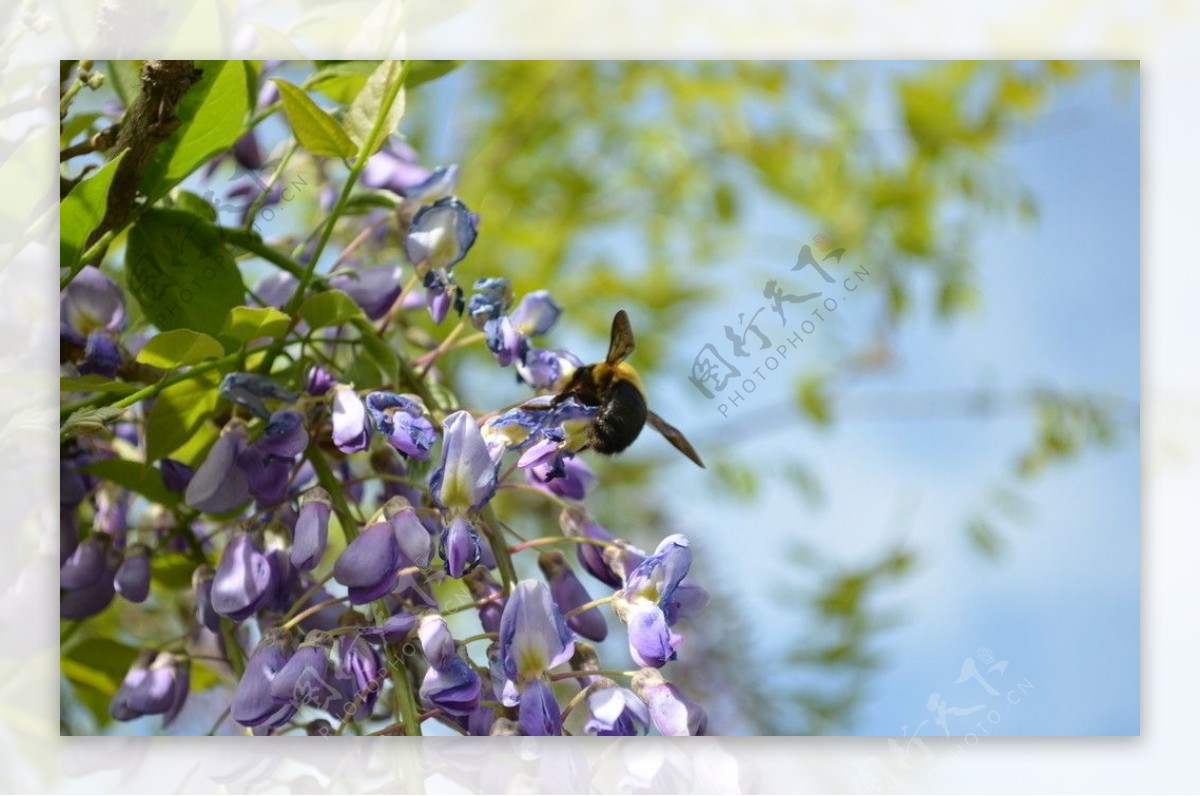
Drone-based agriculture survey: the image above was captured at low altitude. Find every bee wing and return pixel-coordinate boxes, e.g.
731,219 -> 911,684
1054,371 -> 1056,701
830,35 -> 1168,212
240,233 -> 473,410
647,410 -> 705,468
606,310 -> 636,365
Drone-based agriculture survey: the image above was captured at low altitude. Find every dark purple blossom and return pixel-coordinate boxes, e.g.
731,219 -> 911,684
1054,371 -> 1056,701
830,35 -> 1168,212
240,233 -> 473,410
185,426 -> 251,514
291,487 -> 331,571
211,533 -> 273,621
232,633 -> 295,728
539,551 -> 607,642
332,522 -> 400,604
114,543 -> 151,603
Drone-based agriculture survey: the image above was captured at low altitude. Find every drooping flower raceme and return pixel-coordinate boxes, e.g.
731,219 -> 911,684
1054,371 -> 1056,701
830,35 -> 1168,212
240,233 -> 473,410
428,410 -> 499,578
612,534 -> 710,668
497,579 -> 575,736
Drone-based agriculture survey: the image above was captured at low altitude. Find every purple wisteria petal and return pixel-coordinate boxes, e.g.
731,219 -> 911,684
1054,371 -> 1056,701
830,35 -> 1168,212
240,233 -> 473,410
361,141 -> 431,195
219,373 -> 297,420
386,502 -> 433,569
418,615 -> 457,671
330,265 -> 404,320
257,411 -> 309,458
625,603 -> 681,668
60,566 -> 116,619
621,533 -> 692,610
114,544 -> 151,603
269,642 -> 332,709
336,636 -> 385,715
631,669 -> 708,736
483,316 -> 525,367
466,277 -> 513,329
465,568 -> 506,634
516,347 -> 582,391
60,513 -> 78,567
398,164 -> 459,201
61,265 -> 125,344
366,393 -> 435,459
539,551 -> 607,642
426,284 -> 453,325
211,533 -> 273,620
517,678 -> 562,737
80,332 -> 121,377
509,290 -> 562,337
305,365 -> 335,396
232,634 -> 294,727
60,537 -> 106,590
160,459 -> 194,493
192,566 -> 221,634
467,704 -> 496,736
663,582 -> 711,625
404,197 -> 479,273
584,684 -> 649,736
331,386 -> 371,453
185,427 -> 251,514
291,488 -> 331,571
109,649 -> 155,721
559,507 -> 624,589
528,454 -> 595,502
430,410 -> 499,512
419,655 -> 481,717
332,522 -> 400,604
255,272 -> 298,311
438,515 -> 481,578
498,580 -> 575,684
235,445 -> 291,506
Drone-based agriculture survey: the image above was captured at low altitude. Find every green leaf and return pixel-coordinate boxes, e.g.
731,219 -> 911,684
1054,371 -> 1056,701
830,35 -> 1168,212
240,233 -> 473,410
140,60 -> 252,201
152,552 -> 199,589
344,60 -> 406,157
61,405 -> 127,441
136,329 -> 224,369
272,79 -> 357,158
308,60 -> 379,104
126,208 -> 246,336
60,150 -> 128,270
298,289 -> 365,329
796,376 -> 834,427
144,369 -> 221,462
62,638 -> 140,695
171,189 -> 218,222
86,458 -> 179,507
220,306 -> 291,346
60,375 -> 140,396
406,60 -> 463,89
353,319 -> 399,384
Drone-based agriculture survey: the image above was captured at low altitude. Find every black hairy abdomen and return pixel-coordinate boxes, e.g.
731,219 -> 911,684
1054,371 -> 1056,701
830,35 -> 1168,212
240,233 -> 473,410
590,379 -> 647,454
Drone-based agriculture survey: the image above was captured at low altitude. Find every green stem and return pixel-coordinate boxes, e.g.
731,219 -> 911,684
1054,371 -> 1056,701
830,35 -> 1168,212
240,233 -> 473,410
550,669 -> 636,683
60,228 -> 118,289
243,140 -> 300,230
216,226 -> 328,288
481,506 -> 518,593
564,594 -> 614,619
60,344 -> 272,422
508,535 -> 612,554
373,601 -> 422,736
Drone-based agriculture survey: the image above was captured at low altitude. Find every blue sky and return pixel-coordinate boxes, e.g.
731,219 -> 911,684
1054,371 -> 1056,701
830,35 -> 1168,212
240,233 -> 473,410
651,65 -> 1140,735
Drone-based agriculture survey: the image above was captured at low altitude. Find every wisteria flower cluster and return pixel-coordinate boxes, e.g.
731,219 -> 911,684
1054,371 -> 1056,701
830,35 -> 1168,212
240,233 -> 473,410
59,67 -> 709,734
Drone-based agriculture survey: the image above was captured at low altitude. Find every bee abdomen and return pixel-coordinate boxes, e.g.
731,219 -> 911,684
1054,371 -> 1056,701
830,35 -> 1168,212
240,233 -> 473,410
589,379 -> 647,455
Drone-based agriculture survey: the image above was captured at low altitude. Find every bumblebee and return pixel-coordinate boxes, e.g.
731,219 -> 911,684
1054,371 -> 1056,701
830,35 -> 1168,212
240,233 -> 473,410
553,310 -> 705,468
